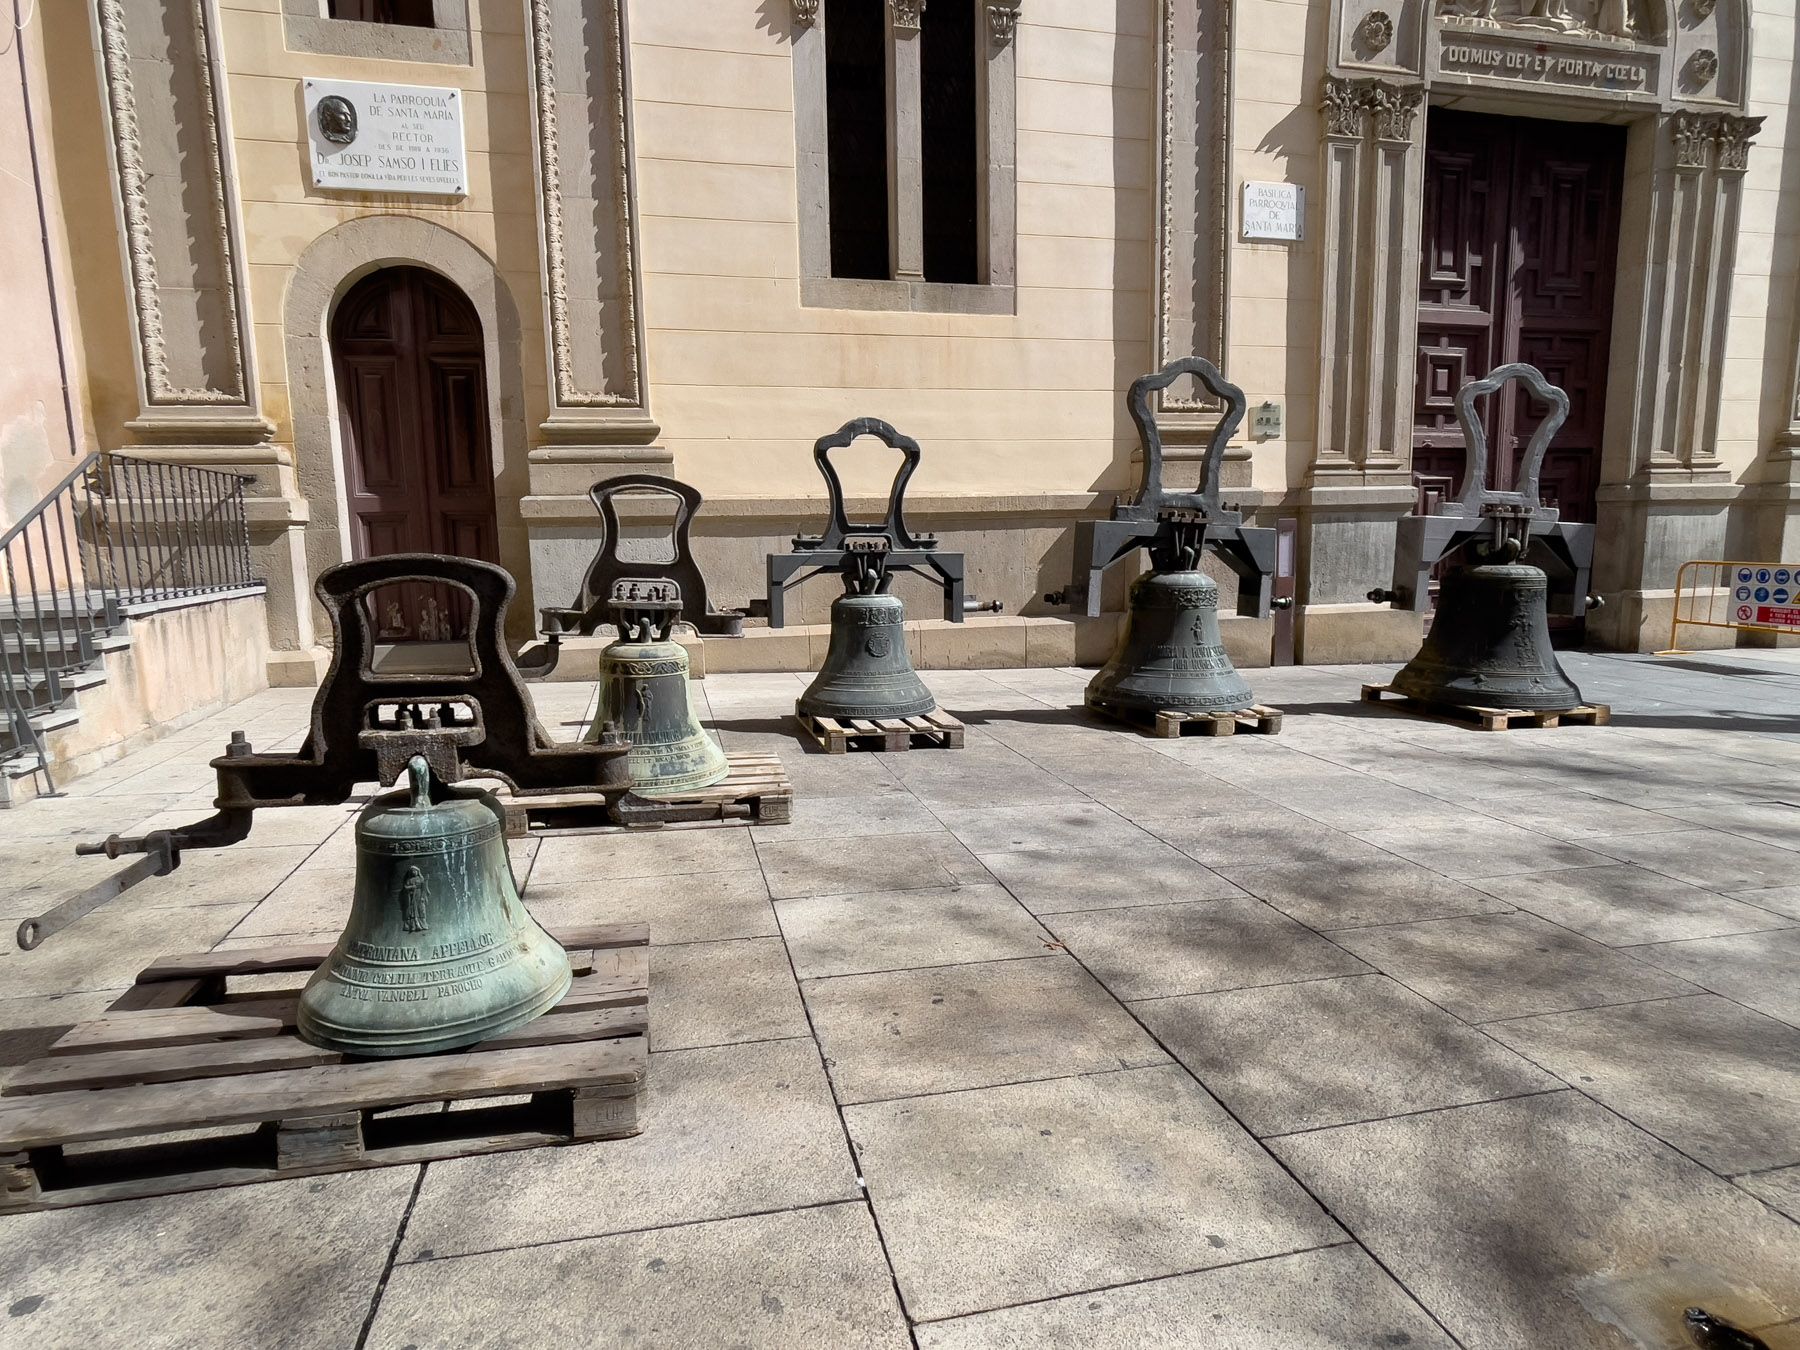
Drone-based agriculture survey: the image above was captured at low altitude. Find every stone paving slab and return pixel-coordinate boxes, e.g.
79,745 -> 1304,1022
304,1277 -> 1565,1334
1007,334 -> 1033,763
804,954 -> 1168,1103
1470,863 -> 1793,946
846,1065 -> 1343,1322
758,831 -> 992,899
370,1203 -> 911,1350
939,800 -> 1157,854
0,1168 -> 415,1349
1352,818 -> 1613,879
777,884 -> 1055,979
1587,827 -> 1800,891
1138,807 -> 1393,868
1046,897 -> 1369,1001
1488,994 -> 1800,1175
1624,927 -> 1800,1026
1741,1167 -> 1800,1223
913,1244 -> 1456,1349
1271,1092 -> 1800,1350
525,867 -> 779,945
650,936 -> 810,1050
1222,856 -> 1511,930
1136,974 -> 1558,1137
1328,911 -> 1699,1023
400,1039 -> 857,1260
975,841 -> 1245,914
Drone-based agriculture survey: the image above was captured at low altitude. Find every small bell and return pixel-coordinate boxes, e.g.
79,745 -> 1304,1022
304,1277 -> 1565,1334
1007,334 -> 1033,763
590,614 -> 729,796
1390,560 -> 1584,711
1086,568 -> 1254,721
297,757 -> 572,1057
799,591 -> 937,721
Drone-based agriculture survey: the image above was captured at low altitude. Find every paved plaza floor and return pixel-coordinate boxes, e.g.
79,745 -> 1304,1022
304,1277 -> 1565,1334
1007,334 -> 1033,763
1,651 -> 1799,1348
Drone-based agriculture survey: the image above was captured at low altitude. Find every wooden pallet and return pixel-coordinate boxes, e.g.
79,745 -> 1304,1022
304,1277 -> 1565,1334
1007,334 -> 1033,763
794,705 -> 965,754
502,753 -> 792,836
1089,703 -> 1283,739
1361,683 -> 1612,732
0,925 -> 649,1213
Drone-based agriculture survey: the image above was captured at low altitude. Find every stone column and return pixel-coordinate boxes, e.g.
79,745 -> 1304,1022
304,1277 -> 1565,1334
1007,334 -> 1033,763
91,0 -> 315,682
979,3 -> 1021,290
521,0 -> 662,620
888,0 -> 926,282
1591,112 -> 1762,651
1294,76 -> 1424,663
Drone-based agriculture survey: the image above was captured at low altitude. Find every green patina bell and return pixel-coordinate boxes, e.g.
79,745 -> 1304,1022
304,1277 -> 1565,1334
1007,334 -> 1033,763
590,619 -> 729,797
297,756 -> 571,1057
799,591 -> 937,721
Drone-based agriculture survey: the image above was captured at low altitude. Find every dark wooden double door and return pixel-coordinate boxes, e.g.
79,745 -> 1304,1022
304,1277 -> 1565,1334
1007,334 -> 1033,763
1414,109 -> 1625,525
332,266 -> 497,641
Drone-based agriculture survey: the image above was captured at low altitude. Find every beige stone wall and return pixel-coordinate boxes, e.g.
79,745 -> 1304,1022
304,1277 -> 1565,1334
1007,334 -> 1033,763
629,0 -> 1156,510
0,14 -> 91,534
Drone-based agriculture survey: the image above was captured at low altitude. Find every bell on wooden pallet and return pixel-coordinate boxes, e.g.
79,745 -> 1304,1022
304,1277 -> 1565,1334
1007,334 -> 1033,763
1049,357 -> 1278,726
297,756 -> 571,1057
587,577 -> 729,796
1388,553 -> 1583,711
766,418 -> 994,725
1087,568 -> 1255,721
1369,363 -> 1596,713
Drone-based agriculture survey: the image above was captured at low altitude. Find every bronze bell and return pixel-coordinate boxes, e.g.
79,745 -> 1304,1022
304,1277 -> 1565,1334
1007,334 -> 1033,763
590,613 -> 729,796
799,591 -> 937,722
1390,559 -> 1584,711
1086,568 -> 1254,721
297,756 -> 571,1057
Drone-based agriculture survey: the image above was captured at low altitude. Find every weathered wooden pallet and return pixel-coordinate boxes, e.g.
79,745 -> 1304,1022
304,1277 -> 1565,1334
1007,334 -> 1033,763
0,925 -> 649,1214
502,753 -> 793,836
1361,683 -> 1612,732
1090,703 -> 1283,739
794,704 -> 965,754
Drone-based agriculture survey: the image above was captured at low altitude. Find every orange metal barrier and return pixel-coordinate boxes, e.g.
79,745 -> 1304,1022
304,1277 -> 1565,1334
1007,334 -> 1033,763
1663,560 -> 1800,652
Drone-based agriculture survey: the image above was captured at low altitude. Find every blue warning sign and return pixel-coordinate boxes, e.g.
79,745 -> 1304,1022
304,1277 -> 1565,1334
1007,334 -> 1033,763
1737,586 -> 1754,601
1777,568 -> 1793,586
1756,587 -> 1772,603
1739,567 -> 1756,584
1757,569 -> 1774,584
1777,588 -> 1792,605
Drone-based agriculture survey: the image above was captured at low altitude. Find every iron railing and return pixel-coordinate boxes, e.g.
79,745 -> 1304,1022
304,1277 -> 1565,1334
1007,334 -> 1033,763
1,453 -> 257,775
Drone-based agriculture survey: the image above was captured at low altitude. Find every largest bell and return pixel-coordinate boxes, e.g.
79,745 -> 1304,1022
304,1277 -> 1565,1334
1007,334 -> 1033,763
1086,569 -> 1254,720
1390,562 -> 1583,711
590,631 -> 729,796
297,756 -> 572,1057
799,592 -> 936,721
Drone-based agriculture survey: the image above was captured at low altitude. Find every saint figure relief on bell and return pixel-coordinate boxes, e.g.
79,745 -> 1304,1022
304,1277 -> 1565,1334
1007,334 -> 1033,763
399,866 -> 430,934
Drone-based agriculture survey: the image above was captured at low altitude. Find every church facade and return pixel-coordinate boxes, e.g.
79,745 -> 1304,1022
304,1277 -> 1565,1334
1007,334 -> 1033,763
6,0 -> 1796,679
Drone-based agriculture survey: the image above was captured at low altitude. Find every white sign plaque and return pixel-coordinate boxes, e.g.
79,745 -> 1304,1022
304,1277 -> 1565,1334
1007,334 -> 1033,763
1242,181 -> 1304,242
304,78 -> 466,196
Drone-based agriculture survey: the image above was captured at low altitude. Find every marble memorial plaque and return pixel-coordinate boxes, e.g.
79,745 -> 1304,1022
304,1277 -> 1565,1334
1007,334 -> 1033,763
304,78 -> 466,196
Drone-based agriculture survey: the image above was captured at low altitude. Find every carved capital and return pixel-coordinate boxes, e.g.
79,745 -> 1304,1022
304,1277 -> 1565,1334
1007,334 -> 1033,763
987,2 -> 1020,47
792,0 -> 819,26
892,0 -> 924,33
1671,111 -> 1712,168
1364,80 -> 1423,142
1321,76 -> 1365,139
1714,114 -> 1762,172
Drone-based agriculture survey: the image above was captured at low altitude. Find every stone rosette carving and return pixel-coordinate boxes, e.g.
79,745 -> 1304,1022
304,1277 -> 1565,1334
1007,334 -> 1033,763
1691,0 -> 1717,17
987,2 -> 1020,47
892,0 -> 924,32
792,0 -> 819,26
97,0 -> 248,408
1322,75 -> 1365,138
1357,9 -> 1395,52
527,0 -> 642,410
1686,47 -> 1719,87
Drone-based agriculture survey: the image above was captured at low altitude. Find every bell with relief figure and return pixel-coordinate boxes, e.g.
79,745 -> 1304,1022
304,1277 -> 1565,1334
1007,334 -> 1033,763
587,577 -> 730,795
296,756 -> 572,1057
1087,566 -> 1256,721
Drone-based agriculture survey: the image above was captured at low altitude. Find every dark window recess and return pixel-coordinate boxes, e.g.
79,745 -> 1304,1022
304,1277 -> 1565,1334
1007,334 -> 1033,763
328,0 -> 435,25
825,0 -> 890,280
921,0 -> 980,284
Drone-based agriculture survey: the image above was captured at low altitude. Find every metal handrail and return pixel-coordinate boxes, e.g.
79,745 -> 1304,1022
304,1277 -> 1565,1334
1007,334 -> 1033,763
0,452 -> 259,777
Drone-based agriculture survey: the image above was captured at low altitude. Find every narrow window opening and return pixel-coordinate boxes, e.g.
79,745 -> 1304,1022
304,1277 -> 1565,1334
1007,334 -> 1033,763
825,0 -> 891,280
328,0 -> 435,26
921,0 -> 980,284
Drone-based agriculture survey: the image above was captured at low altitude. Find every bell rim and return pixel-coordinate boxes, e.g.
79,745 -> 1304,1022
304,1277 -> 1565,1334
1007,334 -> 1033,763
295,959 -> 574,1058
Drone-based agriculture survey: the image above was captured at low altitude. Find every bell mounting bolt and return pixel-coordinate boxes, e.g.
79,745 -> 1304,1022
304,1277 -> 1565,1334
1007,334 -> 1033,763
765,418 -> 995,626
1054,357 -> 1278,620
1373,362 -> 1594,617
39,555 -> 633,949
518,473 -> 744,678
